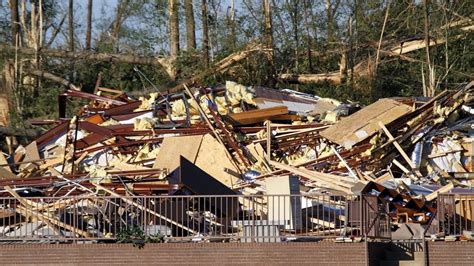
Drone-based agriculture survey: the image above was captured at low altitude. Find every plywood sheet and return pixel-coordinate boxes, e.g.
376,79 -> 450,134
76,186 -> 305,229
153,135 -> 204,172
320,99 -> 412,148
195,134 -> 239,188
19,141 -> 40,171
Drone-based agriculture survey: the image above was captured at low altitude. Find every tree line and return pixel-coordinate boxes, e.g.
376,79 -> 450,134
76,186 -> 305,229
0,0 -> 472,125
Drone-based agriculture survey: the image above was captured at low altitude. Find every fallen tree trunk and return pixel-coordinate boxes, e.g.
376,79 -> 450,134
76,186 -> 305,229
278,21 -> 473,85
389,30 -> 473,55
0,44 -> 175,78
277,73 -> 342,84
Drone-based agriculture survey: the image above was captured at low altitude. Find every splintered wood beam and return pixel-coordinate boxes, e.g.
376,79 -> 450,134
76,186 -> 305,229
392,159 -> 410,174
228,106 -> 288,125
268,160 -> 354,194
378,122 -> 416,169
4,186 -> 90,237
425,182 -> 454,202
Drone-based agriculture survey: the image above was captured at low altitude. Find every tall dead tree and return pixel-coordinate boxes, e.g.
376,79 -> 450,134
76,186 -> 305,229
67,0 -> 74,82
291,0 -> 300,73
169,0 -> 180,57
303,0 -> 313,73
325,0 -> 333,43
201,0 -> 210,68
226,0 -> 236,49
68,0 -> 74,52
423,0 -> 435,97
8,0 -> 20,46
325,0 -> 340,44
263,0 -> 275,84
185,0 -> 196,50
85,0 -> 93,50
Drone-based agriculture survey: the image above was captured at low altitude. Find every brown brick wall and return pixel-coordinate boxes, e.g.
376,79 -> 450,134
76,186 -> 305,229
4,241 -> 473,265
427,241 -> 474,265
0,242 -> 367,265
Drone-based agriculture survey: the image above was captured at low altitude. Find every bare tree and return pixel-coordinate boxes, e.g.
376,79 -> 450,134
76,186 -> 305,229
68,0 -> 74,52
423,0 -> 435,97
263,0 -> 273,53
227,0 -> 236,49
201,0 -> 209,68
8,0 -> 20,46
325,0 -> 340,44
85,0 -> 93,50
290,0 -> 300,73
169,0 -> 180,57
303,0 -> 313,73
263,0 -> 275,84
185,0 -> 196,50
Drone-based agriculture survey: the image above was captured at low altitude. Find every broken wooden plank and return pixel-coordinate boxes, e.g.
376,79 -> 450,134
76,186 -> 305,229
310,218 -> 336,229
266,120 -> 271,161
4,186 -> 91,211
4,187 -> 90,237
228,106 -> 288,125
392,159 -> 411,174
269,160 -> 354,194
15,206 -> 90,237
425,183 -> 454,202
379,122 -> 417,170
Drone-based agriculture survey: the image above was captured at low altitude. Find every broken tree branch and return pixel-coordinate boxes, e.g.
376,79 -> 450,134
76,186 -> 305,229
26,69 -> 80,91
167,42 -> 269,94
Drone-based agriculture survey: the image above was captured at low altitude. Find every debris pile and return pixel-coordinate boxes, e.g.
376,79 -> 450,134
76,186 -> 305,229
0,80 -> 473,241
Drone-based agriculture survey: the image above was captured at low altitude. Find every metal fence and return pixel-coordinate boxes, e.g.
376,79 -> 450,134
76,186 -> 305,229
0,193 -> 390,243
437,193 -> 474,236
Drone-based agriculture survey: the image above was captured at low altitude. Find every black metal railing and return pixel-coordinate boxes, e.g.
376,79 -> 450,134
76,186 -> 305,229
0,193 -> 391,243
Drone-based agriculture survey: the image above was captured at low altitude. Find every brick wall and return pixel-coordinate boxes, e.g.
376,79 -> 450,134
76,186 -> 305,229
427,241 -> 474,265
3,241 -> 473,265
0,242 -> 367,265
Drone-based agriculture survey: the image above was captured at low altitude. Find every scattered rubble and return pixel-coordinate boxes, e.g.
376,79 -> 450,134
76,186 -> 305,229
0,80 -> 473,242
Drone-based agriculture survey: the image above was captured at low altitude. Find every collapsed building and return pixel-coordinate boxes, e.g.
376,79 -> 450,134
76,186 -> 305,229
0,80 -> 473,243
